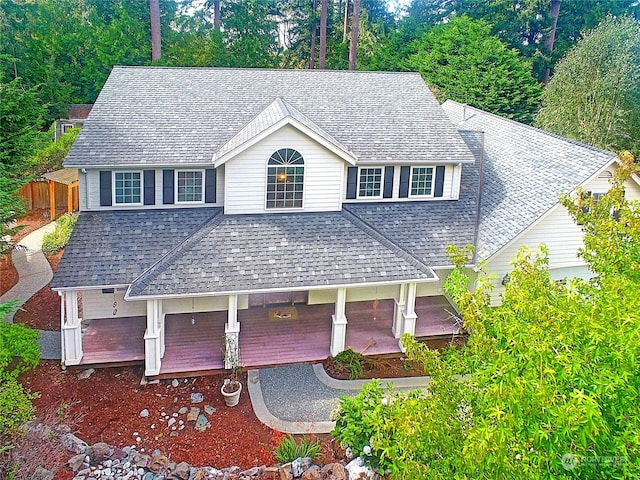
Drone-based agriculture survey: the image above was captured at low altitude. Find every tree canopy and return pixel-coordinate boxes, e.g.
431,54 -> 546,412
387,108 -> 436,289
535,16 -> 640,155
333,155 -> 640,479
410,16 -> 542,123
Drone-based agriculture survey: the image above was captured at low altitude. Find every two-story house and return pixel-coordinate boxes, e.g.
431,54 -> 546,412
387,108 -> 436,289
51,67 -> 640,378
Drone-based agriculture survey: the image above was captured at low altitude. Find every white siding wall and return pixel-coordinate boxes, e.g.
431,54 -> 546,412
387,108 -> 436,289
83,290 -> 250,319
224,125 -> 345,214
162,294 -> 248,314
82,166 -> 224,211
485,171 -> 640,304
343,164 -> 459,203
308,286 -> 402,305
83,289 -> 146,319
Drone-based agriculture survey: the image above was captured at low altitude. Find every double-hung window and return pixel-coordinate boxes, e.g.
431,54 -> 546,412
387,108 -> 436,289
176,170 -> 204,203
266,148 -> 304,209
114,172 -> 142,205
358,167 -> 382,198
410,166 -> 434,197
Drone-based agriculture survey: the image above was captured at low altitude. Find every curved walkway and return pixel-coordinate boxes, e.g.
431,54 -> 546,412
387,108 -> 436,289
248,363 -> 431,434
0,223 -> 61,360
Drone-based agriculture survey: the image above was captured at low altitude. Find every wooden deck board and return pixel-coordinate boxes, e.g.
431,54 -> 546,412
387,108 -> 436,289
160,312 -> 226,374
78,296 -> 462,373
239,303 -> 333,367
79,316 -> 146,365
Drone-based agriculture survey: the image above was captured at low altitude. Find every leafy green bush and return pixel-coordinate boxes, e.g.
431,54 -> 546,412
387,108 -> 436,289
28,127 -> 80,177
42,212 -> 77,255
0,378 -> 37,436
273,435 -> 321,464
332,348 -> 366,380
0,320 -> 39,380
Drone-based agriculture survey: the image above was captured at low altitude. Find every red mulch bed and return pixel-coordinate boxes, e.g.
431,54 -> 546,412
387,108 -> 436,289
19,363 -> 342,480
324,337 -> 468,380
13,250 -> 64,331
0,255 -> 18,296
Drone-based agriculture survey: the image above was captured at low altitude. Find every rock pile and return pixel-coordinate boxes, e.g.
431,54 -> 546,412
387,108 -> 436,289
66,440 -> 379,480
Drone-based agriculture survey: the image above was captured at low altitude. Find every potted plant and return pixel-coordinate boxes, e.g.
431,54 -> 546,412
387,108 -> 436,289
221,333 -> 242,407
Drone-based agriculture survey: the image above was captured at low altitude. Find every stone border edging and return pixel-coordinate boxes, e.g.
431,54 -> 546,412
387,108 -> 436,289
247,369 -> 336,435
312,363 -> 432,390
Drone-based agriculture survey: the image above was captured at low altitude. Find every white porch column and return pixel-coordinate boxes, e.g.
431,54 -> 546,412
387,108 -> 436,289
331,287 -> 348,356
399,282 -> 418,351
144,299 -> 163,376
159,307 -> 166,358
61,290 -> 83,365
224,294 -> 240,369
392,283 -> 407,338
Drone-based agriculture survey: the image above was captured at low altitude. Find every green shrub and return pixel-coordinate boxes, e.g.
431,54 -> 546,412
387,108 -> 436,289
332,348 -> 366,380
0,320 -> 39,380
42,212 -> 77,255
273,435 -> 321,464
0,378 -> 37,436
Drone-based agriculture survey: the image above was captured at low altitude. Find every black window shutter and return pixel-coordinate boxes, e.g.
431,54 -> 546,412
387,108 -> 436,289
205,168 -> 216,203
399,166 -> 410,198
383,166 -> 394,198
163,169 -> 174,204
99,171 -> 112,206
434,165 -> 446,197
346,167 -> 358,199
143,170 -> 155,205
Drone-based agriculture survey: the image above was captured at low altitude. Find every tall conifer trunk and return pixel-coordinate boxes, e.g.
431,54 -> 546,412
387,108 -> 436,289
150,0 -> 162,61
319,0 -> 328,69
348,0 -> 360,70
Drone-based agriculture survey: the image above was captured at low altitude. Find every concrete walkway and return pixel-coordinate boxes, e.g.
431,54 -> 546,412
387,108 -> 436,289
0,223 -> 61,360
248,363 -> 431,434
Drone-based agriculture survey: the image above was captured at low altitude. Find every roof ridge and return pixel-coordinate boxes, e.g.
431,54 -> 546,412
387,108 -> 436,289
112,66 -> 424,77
444,100 -> 618,158
341,208 -> 435,277
127,209 -> 225,297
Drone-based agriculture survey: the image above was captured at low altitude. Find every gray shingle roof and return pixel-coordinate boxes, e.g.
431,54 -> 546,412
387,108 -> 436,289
214,97 -> 355,163
50,208 -> 221,289
441,100 -> 617,259
64,67 -> 475,167
344,157 -> 481,267
126,211 -> 436,298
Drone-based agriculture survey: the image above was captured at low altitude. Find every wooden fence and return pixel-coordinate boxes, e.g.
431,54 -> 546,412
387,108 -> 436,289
17,179 -> 79,214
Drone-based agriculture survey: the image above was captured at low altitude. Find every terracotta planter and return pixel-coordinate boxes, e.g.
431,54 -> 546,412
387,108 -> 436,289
221,380 -> 242,407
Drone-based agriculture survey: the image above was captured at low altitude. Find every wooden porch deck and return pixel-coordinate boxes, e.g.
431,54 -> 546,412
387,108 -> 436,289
79,316 -> 146,366
77,296 -> 462,374
160,312 -> 226,375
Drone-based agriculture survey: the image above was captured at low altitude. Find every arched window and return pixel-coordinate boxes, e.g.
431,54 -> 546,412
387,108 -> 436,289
266,148 -> 304,209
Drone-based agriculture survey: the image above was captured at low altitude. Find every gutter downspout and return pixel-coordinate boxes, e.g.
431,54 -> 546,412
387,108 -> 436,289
472,131 -> 485,265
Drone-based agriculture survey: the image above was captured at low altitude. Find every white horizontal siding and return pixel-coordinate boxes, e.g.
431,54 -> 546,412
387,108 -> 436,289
83,167 -> 223,211
83,289 -> 146,319
486,205 -> 586,304
485,169 -> 640,305
343,163 -> 459,203
162,294 -> 248,314
224,125 -> 344,214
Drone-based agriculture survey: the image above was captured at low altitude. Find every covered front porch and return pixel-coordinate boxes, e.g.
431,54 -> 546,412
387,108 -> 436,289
66,293 -> 463,377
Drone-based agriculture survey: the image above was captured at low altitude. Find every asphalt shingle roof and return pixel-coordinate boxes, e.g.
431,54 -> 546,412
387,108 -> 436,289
64,67 -> 475,167
344,155 -> 481,267
50,208 -> 221,289
126,211 -> 436,298
214,97 -> 354,163
441,100 -> 617,260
